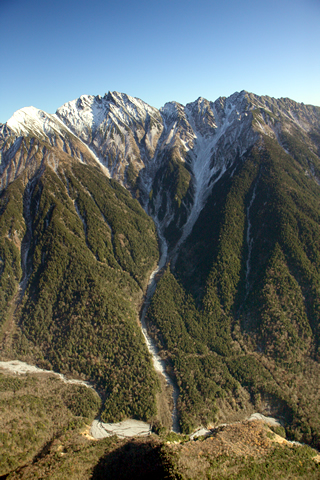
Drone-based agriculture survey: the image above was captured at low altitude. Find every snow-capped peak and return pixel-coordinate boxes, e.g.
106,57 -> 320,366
6,106 -> 61,138
56,91 -> 161,140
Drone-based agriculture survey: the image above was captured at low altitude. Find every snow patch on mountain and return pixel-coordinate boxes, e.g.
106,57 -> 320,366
55,92 -> 164,184
7,107 -> 64,140
56,92 -> 161,138
4,105 -> 110,177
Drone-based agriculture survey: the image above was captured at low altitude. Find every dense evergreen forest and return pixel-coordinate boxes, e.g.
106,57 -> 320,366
0,145 -> 160,424
147,131 -> 320,442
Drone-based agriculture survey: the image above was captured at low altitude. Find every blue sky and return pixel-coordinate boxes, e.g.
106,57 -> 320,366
0,0 -> 319,123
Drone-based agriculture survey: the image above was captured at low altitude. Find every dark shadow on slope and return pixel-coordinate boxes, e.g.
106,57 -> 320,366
91,438 -> 171,480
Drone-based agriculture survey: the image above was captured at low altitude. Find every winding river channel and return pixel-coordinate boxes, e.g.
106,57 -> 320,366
139,230 -> 180,433
90,224 -> 181,437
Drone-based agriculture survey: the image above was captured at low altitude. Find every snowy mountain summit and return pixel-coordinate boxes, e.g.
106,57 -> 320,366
1,90 -> 319,254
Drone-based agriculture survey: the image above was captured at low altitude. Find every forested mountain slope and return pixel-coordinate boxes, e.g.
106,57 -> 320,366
0,117 -> 160,423
1,90 -> 320,453
146,95 -> 320,439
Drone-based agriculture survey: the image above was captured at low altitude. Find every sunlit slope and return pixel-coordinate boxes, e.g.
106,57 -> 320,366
0,138 -> 160,423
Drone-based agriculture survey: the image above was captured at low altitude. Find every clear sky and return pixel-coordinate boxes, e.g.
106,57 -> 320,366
0,0 -> 319,123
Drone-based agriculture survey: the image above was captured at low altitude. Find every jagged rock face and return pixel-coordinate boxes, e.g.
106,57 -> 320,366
2,90 -> 320,252
56,92 -> 164,185
1,89 -> 320,264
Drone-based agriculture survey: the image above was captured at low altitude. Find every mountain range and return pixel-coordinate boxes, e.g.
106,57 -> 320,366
1,89 -> 320,452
